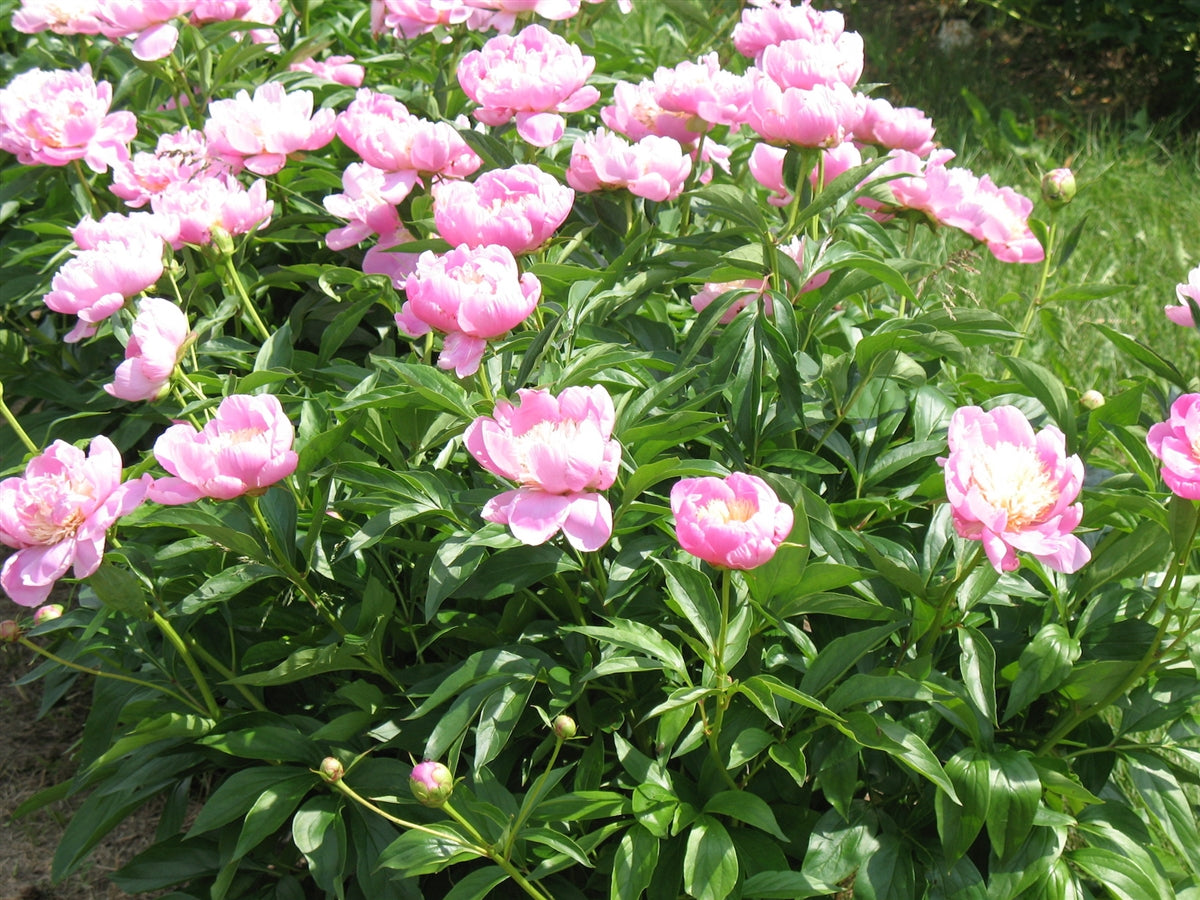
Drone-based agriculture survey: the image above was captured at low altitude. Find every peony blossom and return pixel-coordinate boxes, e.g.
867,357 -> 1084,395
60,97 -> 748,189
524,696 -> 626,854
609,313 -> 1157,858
566,130 -> 691,202
432,164 -> 573,254
96,0 -> 198,61
362,227 -> 422,288
743,72 -> 862,149
0,436 -> 150,606
939,405 -> 1090,574
464,0 -> 582,32
0,65 -> 136,172
457,24 -> 600,146
12,0 -> 105,34
1165,265 -> 1200,328
336,90 -> 481,178
323,163 -> 415,250
150,174 -> 274,248
733,0 -> 845,61
464,385 -> 621,551
190,0 -> 281,44
204,82 -> 337,176
104,298 -> 191,402
1147,394 -> 1200,499
109,128 -> 221,208
671,473 -> 794,570
854,97 -> 936,157
396,244 -> 541,376
148,393 -> 299,504
288,55 -> 365,87
651,53 -> 750,129
759,32 -> 865,91
371,0 -> 474,39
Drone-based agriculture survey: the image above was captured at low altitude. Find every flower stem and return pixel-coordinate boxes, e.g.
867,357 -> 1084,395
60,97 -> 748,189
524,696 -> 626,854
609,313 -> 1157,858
218,252 -> 271,342
182,634 -> 267,712
69,159 -> 99,218
442,801 -> 556,900
706,570 -> 739,791
913,543 -> 986,659
502,733 -> 564,862
1011,221 -> 1056,360
0,382 -> 38,454
151,610 -> 221,718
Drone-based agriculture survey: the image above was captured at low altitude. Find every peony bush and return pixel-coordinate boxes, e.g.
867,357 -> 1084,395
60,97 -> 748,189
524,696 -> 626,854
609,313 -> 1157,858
2,1 -> 1200,898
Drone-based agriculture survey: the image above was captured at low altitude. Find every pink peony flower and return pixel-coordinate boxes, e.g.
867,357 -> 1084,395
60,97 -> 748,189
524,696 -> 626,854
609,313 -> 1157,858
566,129 -> 691,202
457,23 -> 600,146
109,128 -> 221,208
759,32 -> 865,91
371,0 -> 474,38
733,0 -> 845,61
96,0 -> 198,61
939,405 -> 1089,574
190,0 -> 280,42
1147,394 -> 1200,499
464,0 -> 582,32
0,65 -> 136,172
362,227 -> 422,288
288,55 -> 366,87
0,436 -> 151,606
743,72 -> 862,149
396,244 -> 541,376
13,0 -> 105,34
940,174 -> 1044,264
104,298 -> 191,402
854,97 -> 937,157
204,82 -> 336,176
323,163 -> 415,250
465,385 -> 621,551
148,393 -> 299,504
336,90 -> 481,178
150,174 -> 274,248
651,53 -> 750,129
671,472 -> 794,570
602,79 -> 702,146
432,164 -> 573,254
1165,265 -> 1200,328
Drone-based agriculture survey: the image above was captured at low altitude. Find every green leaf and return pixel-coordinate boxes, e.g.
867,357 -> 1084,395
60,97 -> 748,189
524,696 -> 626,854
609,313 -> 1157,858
929,855 -> 988,900
1068,847 -> 1170,900
522,826 -> 592,867
986,748 -> 1040,861
110,836 -> 220,893
655,558 -> 722,655
691,184 -> 767,232
936,747 -> 990,864
1125,750 -> 1200,874
959,627 -> 997,728
88,713 -> 214,771
1003,624 -> 1081,721
567,619 -> 687,677
232,773 -> 313,859
292,795 -> 346,896
86,561 -> 154,619
198,724 -> 318,764
840,711 -> 959,801
703,791 -> 788,841
230,642 -> 379,686
854,831 -> 916,900
610,824 -> 659,900
741,870 -> 839,899
1000,356 -> 1075,448
683,815 -> 739,900
826,673 -> 948,712
377,823 -> 477,877
1092,323 -> 1189,388
443,867 -> 509,900
187,767 -> 312,837
799,621 -> 903,696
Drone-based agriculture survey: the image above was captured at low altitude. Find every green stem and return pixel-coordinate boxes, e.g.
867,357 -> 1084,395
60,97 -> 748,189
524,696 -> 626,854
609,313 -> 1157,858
219,253 -> 271,342
328,777 -> 477,843
18,636 -> 208,715
0,382 -> 39,454
70,159 -> 100,218
706,570 -> 739,791
502,735 -> 564,862
443,801 -> 555,900
913,544 -> 986,658
183,635 -> 267,712
1011,221 -> 1056,360
151,611 -> 221,718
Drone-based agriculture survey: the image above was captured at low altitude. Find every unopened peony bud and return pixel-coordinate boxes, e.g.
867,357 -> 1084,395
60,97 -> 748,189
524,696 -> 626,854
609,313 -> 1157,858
319,757 -> 344,782
1081,389 -> 1105,410
0,620 -> 21,642
33,604 -> 64,625
1042,168 -> 1076,206
553,714 -> 576,740
211,225 -> 236,256
410,760 -> 454,807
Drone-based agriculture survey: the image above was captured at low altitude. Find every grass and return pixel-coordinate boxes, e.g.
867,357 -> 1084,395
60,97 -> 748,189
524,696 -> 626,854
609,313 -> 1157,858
845,1 -> 1200,393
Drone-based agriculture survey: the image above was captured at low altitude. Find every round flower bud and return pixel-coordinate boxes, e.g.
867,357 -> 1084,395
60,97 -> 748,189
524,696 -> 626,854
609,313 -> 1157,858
410,760 -> 454,807
1041,168 -> 1076,207
553,714 -> 577,740
319,757 -> 344,783
0,621 -> 21,643
1080,389 -> 1105,410
33,604 -> 64,625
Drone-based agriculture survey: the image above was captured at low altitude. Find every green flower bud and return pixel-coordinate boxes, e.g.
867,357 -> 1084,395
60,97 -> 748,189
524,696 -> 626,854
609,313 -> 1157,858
1042,168 -> 1076,206
553,714 -> 577,740
0,620 -> 21,643
319,757 -> 344,783
410,760 -> 454,807
1081,389 -> 1105,410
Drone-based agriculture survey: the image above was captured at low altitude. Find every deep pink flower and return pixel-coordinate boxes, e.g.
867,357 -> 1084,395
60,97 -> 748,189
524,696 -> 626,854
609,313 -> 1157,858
854,97 -> 936,156
432,164 -> 573,254
13,0 -> 104,34
371,0 -> 473,38
457,23 -> 600,146
97,0 -> 197,61
204,82 -> 336,176
671,473 -> 793,570
150,174 -> 274,248
0,437 -> 150,606
465,385 -> 620,551
733,0 -> 845,61
288,55 -> 366,87
1147,394 -> 1200,499
336,90 -> 481,178
0,65 -> 136,172
940,405 -> 1089,574
759,33 -> 864,91
148,394 -> 299,504
323,163 -> 415,250
104,298 -> 191,402
396,244 -> 541,376
1166,265 -> 1200,328
743,72 -> 862,148
566,130 -> 691,202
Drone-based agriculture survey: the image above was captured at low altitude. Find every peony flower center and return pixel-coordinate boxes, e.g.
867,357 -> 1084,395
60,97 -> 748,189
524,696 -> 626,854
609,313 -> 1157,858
969,441 -> 1056,529
212,425 -> 266,449
700,497 -> 757,524
513,419 -> 582,484
25,474 -> 93,545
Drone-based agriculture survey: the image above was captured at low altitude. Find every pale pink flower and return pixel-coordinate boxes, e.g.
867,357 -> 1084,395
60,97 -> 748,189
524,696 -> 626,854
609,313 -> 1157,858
941,174 -> 1044,264
432,164 -> 573,254
874,148 -> 960,219
336,90 -> 481,178
690,236 -> 826,323
204,82 -> 336,176
743,72 -> 862,149
464,385 -> 620,551
13,0 -> 104,34
396,244 -> 541,376
463,0 -> 582,32
190,0 -> 280,43
1165,265 -> 1200,327
323,163 -> 415,251
104,298 -> 191,402
759,32 -> 865,91
1147,394 -> 1200,499
671,473 -> 793,570
457,23 -> 600,146
71,210 -> 175,250
0,436 -> 151,606
109,128 -> 219,208
150,174 -> 274,248
371,0 -> 473,38
148,393 -> 298,504
566,129 -> 691,202
854,97 -> 936,156
362,227 -> 422,288
733,0 -> 845,61
750,141 -> 861,205
96,0 -> 197,61
288,55 -> 365,87
0,65 -> 136,172
651,53 -> 750,128
940,405 -> 1089,574
602,79 -> 700,145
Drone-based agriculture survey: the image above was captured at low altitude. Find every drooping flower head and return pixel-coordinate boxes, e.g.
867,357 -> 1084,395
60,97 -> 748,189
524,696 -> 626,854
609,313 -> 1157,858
104,298 -> 192,402
457,23 -> 600,146
0,65 -> 136,172
465,385 -> 621,551
0,436 -> 150,606
854,97 -> 936,157
1166,264 -> 1200,328
432,164 -> 573,254
96,0 -> 199,61
1147,394 -> 1200,499
323,162 -> 415,251
396,244 -> 541,376
939,405 -> 1089,574
671,473 -> 793,570
148,393 -> 299,504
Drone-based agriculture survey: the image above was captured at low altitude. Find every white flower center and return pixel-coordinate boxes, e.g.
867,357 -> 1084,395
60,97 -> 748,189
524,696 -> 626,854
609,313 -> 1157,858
699,497 -> 757,524
512,419 -> 582,484
969,441 -> 1056,529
